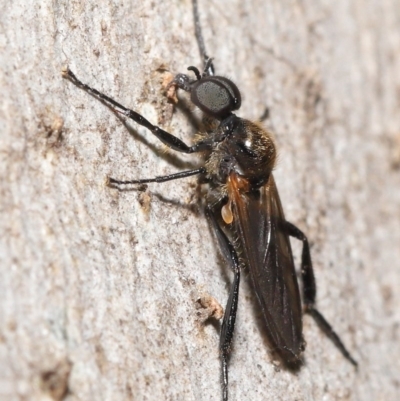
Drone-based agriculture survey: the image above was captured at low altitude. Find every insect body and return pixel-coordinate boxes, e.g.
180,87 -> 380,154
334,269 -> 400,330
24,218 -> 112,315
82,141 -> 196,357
63,1 -> 357,399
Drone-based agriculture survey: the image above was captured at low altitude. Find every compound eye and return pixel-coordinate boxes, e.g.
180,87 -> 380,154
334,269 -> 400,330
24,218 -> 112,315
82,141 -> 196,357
191,76 -> 241,119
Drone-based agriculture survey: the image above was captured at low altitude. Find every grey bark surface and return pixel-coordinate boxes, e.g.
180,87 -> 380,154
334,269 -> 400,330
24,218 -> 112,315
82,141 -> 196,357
1,0 -> 400,400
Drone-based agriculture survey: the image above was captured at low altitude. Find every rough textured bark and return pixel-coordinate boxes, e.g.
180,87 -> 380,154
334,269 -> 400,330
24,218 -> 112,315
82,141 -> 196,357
1,0 -> 400,400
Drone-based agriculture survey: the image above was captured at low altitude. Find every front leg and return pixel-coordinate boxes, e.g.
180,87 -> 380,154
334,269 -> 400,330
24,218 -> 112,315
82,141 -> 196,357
285,221 -> 358,367
62,67 -> 213,153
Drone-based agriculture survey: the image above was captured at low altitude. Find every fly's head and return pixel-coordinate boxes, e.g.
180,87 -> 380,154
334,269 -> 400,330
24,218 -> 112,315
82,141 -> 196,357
171,66 -> 241,120
171,64 -> 274,190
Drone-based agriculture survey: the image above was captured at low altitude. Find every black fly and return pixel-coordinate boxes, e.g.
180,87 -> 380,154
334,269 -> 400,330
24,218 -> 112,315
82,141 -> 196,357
62,0 -> 357,399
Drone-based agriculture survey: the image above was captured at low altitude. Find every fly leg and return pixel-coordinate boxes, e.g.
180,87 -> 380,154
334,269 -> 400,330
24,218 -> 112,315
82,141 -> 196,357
108,167 -> 205,186
62,67 -> 214,153
285,221 -> 358,367
206,202 -> 241,401
192,0 -> 215,76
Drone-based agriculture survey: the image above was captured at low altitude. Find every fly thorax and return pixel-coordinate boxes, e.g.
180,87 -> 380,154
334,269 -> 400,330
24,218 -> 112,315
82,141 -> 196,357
209,117 -> 277,187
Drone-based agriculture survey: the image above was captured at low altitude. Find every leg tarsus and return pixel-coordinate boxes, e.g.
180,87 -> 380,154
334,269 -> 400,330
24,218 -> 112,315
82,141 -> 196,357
307,307 -> 358,368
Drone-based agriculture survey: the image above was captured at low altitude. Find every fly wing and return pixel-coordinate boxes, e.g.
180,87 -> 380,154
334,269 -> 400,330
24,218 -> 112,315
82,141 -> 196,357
227,173 -> 303,362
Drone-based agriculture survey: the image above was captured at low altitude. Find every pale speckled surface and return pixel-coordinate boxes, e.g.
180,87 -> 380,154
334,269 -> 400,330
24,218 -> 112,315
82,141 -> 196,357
1,0 -> 400,400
